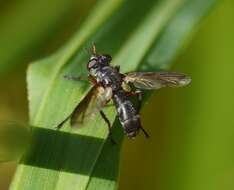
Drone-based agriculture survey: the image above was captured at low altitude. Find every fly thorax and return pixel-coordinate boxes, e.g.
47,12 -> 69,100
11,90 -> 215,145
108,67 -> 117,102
92,69 -> 103,82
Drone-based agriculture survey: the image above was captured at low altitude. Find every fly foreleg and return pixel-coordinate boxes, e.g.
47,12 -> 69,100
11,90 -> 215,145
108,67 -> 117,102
64,75 -> 87,81
64,74 -> 98,86
99,110 -> 116,144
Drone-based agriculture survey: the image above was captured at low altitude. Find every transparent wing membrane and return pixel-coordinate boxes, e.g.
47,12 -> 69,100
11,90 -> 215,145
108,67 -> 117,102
70,86 -> 112,128
124,72 -> 191,90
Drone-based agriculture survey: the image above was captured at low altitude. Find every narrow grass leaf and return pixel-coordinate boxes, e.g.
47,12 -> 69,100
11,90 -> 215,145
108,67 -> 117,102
10,0 -> 218,190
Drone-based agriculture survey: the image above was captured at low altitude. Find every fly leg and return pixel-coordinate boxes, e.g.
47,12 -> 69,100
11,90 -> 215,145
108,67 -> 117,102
99,110 -> 116,144
135,90 -> 143,114
56,113 -> 72,129
64,74 -> 98,86
135,90 -> 150,138
139,125 -> 150,138
64,75 -> 87,81
126,90 -> 143,114
56,103 -> 80,129
127,90 -> 150,138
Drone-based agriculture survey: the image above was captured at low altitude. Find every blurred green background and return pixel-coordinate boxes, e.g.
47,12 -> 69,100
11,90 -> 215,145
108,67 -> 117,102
120,1 -> 234,190
0,0 -> 234,190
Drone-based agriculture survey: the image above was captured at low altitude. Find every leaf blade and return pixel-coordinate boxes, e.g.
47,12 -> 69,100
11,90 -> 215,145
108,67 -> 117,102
10,0 -> 218,190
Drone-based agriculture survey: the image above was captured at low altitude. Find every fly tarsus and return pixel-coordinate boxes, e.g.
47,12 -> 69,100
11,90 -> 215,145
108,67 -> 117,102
56,114 -> 71,130
140,126 -> 150,138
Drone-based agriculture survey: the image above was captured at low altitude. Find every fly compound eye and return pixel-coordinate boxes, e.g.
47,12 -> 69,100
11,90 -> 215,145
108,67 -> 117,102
87,58 -> 97,70
98,54 -> 112,64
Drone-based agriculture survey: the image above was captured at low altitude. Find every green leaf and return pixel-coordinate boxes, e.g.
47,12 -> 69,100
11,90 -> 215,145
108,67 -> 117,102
10,0 -> 217,189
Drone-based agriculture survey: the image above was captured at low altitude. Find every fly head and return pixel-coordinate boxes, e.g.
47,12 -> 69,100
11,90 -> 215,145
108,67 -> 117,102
87,54 -> 112,71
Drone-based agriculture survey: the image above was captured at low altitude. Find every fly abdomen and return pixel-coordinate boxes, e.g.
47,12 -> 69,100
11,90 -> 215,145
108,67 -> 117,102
112,90 -> 141,138
121,115 -> 141,138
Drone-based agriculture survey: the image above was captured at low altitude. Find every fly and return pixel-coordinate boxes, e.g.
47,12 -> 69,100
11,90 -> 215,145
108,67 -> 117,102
57,44 -> 191,143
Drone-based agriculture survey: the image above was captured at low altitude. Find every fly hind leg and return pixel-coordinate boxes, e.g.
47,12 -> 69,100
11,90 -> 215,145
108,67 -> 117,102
99,110 -> 116,144
128,90 -> 150,138
135,90 -> 143,114
139,123 -> 150,138
127,90 -> 143,114
135,90 -> 150,138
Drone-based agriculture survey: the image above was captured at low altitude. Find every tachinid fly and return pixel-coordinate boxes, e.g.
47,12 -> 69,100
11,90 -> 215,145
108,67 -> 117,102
57,44 -> 191,142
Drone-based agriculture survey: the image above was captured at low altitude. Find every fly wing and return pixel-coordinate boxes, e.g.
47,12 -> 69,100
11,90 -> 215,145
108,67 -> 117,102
124,72 -> 191,90
70,86 -> 112,128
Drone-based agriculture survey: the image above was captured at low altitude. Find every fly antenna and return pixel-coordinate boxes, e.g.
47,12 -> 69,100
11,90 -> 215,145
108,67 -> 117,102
91,42 -> 97,56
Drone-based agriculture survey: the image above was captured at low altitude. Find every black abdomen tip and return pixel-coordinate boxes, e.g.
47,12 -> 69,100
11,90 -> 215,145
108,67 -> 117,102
123,116 -> 141,138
